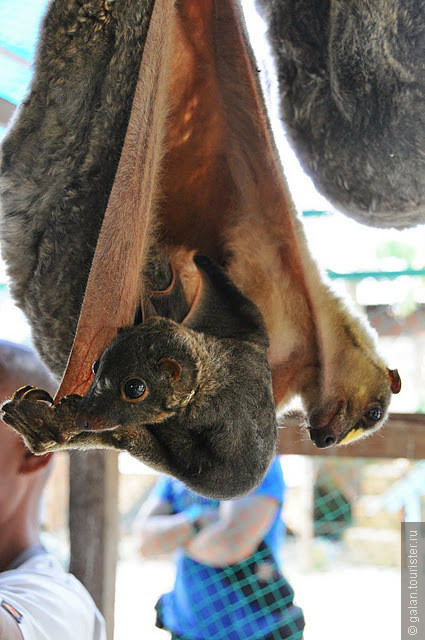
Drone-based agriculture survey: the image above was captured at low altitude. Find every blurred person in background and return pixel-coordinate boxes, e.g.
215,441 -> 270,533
0,340 -> 105,640
135,456 -> 305,640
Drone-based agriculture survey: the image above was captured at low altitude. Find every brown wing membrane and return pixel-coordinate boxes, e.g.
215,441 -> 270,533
55,0 -> 312,405
55,0 -> 174,399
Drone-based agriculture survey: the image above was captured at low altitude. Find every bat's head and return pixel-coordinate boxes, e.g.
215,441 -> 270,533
305,362 -> 401,449
75,318 -> 277,500
75,320 -> 199,432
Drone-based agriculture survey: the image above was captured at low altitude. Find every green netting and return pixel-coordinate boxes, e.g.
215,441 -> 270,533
138,457 -> 382,639
155,540 -> 305,640
312,460 -> 357,539
314,483 -> 352,538
149,464 -> 305,640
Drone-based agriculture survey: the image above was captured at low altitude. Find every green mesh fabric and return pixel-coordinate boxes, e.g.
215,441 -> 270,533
152,464 -> 305,640
314,482 -> 352,537
313,460 -> 355,538
156,541 -> 305,640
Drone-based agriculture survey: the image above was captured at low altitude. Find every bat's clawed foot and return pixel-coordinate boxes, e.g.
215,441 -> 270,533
1,387 -> 82,454
12,385 -> 54,404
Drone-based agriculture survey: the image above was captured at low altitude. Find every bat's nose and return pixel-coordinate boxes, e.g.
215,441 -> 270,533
75,410 -> 93,431
309,428 -> 336,448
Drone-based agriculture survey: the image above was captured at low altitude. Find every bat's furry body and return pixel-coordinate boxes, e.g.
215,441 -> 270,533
0,0 -> 401,494
3,254 -> 277,499
78,255 -> 277,498
257,0 -> 425,227
1,0 -> 154,375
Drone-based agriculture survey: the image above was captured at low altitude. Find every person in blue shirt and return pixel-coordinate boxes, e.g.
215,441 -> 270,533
135,457 -> 304,640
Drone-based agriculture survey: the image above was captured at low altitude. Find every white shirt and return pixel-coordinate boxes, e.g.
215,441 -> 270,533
0,547 -> 106,640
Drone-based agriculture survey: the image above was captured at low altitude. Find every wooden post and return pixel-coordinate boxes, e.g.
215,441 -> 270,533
69,450 -> 119,640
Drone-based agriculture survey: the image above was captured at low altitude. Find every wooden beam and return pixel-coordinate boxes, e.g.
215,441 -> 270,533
0,97 -> 15,127
277,412 -> 425,459
69,451 -> 119,640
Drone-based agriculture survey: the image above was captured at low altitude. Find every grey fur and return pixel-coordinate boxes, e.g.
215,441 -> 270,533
257,0 -> 425,227
0,0 -> 154,377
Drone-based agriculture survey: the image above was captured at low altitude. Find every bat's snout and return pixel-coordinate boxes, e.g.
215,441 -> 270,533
309,427 -> 337,449
308,399 -> 345,448
75,409 -> 108,432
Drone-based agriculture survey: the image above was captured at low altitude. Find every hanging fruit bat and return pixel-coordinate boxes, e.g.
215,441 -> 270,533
1,0 -> 400,498
3,252 -> 277,499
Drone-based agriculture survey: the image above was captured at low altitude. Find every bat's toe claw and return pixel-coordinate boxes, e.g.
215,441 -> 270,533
1,386 -> 56,446
4,385 -> 54,409
21,388 -> 54,404
10,385 -> 37,402
2,388 -> 83,452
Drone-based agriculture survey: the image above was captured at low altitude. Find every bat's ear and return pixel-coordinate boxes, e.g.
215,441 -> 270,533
158,358 -> 182,382
388,368 -> 401,394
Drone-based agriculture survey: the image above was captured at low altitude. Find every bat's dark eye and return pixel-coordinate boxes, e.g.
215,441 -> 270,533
364,406 -> 382,422
122,378 -> 147,402
92,360 -> 100,375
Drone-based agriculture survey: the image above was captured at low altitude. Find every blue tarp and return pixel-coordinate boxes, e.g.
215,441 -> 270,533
0,0 -> 48,104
